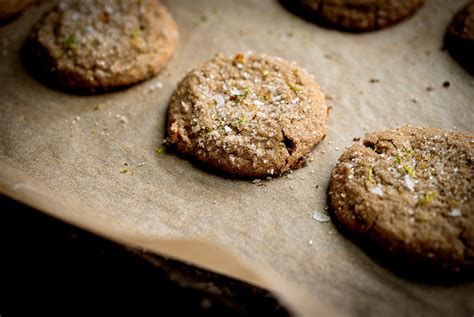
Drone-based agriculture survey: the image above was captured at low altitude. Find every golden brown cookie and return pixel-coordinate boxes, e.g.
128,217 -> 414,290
329,126 -> 474,271
167,52 -> 328,177
288,0 -> 424,32
445,1 -> 474,75
24,0 -> 178,92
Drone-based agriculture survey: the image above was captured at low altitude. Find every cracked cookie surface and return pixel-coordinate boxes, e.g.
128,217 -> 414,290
26,0 -> 178,91
167,53 -> 327,177
296,0 -> 424,32
329,126 -> 474,270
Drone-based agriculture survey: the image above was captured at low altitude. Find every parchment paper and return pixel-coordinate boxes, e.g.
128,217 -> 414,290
1,0 -> 473,316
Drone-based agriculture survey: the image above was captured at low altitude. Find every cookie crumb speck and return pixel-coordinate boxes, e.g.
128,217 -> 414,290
119,115 -> 129,125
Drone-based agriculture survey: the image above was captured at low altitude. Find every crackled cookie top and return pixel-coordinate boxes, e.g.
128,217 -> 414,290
167,53 -> 327,177
329,126 -> 474,270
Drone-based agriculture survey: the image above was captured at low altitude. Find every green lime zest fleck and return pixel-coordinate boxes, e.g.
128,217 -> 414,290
209,99 -> 217,107
155,145 -> 166,155
288,82 -> 302,93
120,168 -> 128,174
394,155 -> 402,165
231,115 -> 247,128
447,198 -> 460,208
242,87 -> 251,95
402,164 -> 416,177
406,149 -> 415,157
414,211 -> 431,222
130,29 -> 139,38
367,167 -> 375,183
65,34 -> 76,49
418,191 -> 438,205
198,126 -> 214,137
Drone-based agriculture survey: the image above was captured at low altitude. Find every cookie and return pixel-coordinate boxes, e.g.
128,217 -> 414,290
0,0 -> 33,22
24,0 -> 178,92
445,1 -> 474,75
329,126 -> 474,270
287,0 -> 424,32
167,53 -> 328,177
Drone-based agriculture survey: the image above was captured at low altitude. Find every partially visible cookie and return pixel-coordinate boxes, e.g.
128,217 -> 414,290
329,126 -> 474,271
289,0 -> 424,32
445,1 -> 474,75
25,0 -> 178,91
0,0 -> 33,22
167,52 -> 328,177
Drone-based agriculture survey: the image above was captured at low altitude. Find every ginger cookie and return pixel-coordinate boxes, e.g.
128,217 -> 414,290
167,53 -> 328,177
25,0 -> 178,92
329,126 -> 473,270
288,0 -> 424,32
445,1 -> 474,75
0,0 -> 33,22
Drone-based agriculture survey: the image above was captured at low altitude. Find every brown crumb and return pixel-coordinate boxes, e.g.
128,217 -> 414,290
369,78 -> 380,83
327,105 -> 333,115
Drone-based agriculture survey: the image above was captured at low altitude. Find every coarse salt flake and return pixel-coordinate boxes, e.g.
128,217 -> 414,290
213,95 -> 225,108
448,208 -> 462,217
230,87 -> 242,96
370,186 -> 384,196
404,174 -> 415,191
224,125 -> 232,133
312,211 -> 330,223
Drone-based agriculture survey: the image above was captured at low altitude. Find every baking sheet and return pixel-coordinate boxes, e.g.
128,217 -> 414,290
1,0 -> 473,316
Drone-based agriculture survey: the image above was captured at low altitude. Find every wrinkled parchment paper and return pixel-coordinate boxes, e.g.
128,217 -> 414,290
1,0 -> 473,316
